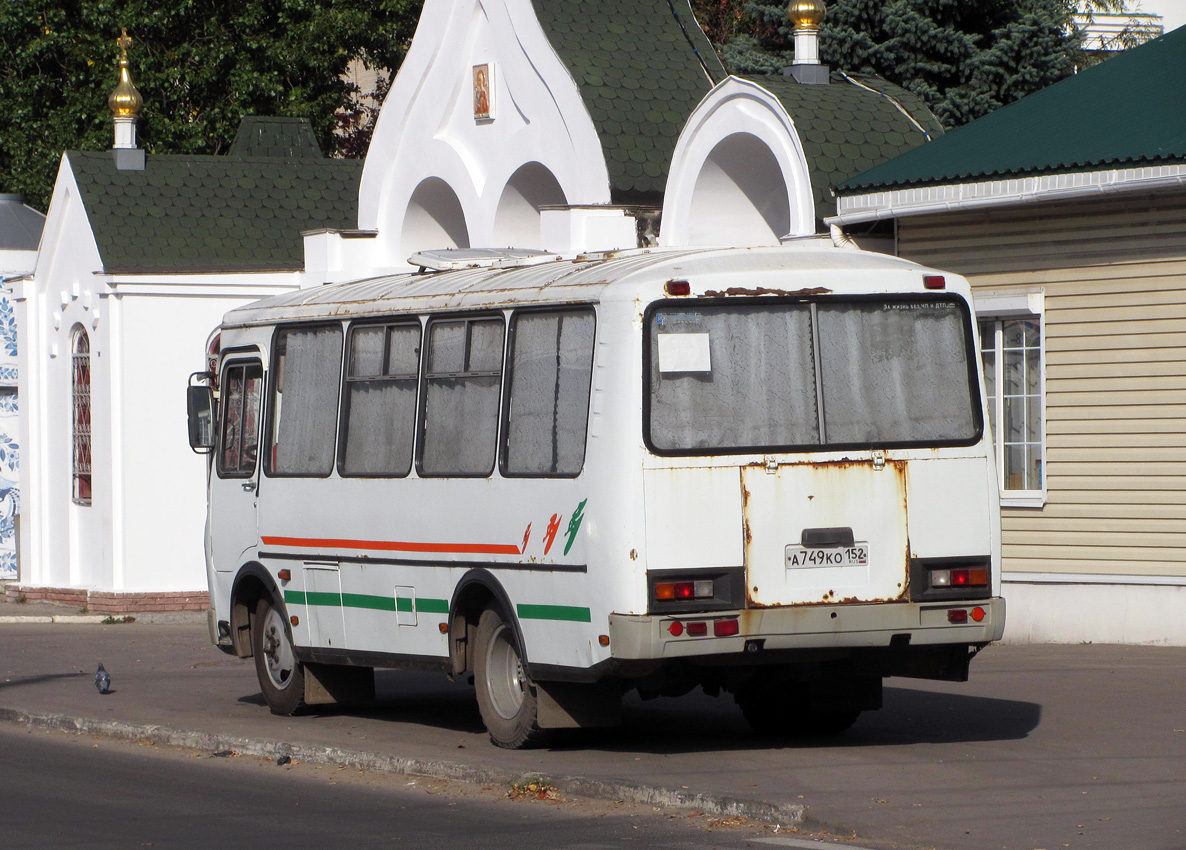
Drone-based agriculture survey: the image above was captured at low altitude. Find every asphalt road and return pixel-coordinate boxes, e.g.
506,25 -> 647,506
0,723 -> 796,850
1,620 -> 1185,850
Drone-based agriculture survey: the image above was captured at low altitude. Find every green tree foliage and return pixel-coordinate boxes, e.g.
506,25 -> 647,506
691,0 -> 1134,130
0,0 -> 422,210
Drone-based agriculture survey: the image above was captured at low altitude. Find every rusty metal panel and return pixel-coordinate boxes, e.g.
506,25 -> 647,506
741,458 -> 909,607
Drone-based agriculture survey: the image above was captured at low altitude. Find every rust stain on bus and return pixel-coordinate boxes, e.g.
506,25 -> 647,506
742,458 -> 910,608
702,286 -> 832,298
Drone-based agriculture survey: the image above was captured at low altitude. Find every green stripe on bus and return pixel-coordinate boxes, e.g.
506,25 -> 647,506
341,593 -> 395,612
517,603 -> 591,623
285,590 -> 448,615
304,591 -> 342,607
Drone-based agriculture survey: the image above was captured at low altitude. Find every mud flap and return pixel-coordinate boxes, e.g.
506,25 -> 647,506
303,662 -> 376,706
536,680 -> 623,729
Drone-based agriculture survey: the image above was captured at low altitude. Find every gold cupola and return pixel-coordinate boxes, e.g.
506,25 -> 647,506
788,0 -> 827,31
787,0 -> 828,82
108,28 -> 143,119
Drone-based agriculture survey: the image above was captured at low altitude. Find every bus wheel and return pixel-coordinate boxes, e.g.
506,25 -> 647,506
253,595 -> 306,716
474,605 -> 547,749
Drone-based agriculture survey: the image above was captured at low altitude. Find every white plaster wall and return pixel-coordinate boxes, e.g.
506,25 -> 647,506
14,162 -> 109,591
14,155 -> 305,595
1000,581 -> 1186,646
114,293 -> 250,592
662,77 -> 815,247
353,0 -> 613,274
0,250 -> 37,277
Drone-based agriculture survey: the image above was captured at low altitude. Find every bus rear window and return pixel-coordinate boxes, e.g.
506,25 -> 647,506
647,298 -> 980,454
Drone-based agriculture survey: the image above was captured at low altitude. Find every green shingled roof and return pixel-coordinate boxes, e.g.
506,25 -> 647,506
228,116 -> 326,159
69,149 -> 360,275
533,0 -> 725,205
836,26 -> 1186,194
747,72 -> 942,224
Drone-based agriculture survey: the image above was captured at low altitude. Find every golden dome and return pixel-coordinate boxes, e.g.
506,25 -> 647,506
787,0 -> 827,29
108,28 -> 143,118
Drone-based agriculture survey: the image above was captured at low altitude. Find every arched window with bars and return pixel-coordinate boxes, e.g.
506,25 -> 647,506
71,326 -> 92,505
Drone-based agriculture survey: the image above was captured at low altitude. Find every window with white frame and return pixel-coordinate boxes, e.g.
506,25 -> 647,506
977,292 -> 1045,506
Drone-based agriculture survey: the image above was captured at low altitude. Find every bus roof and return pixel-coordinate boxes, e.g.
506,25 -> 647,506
221,242 -> 940,329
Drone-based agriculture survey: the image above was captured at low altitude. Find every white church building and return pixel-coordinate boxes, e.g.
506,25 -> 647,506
4,0 -> 937,612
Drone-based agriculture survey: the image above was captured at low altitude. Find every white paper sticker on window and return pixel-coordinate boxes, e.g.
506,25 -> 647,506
658,333 -> 711,373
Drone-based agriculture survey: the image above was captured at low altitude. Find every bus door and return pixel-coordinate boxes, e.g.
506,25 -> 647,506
210,355 -> 264,573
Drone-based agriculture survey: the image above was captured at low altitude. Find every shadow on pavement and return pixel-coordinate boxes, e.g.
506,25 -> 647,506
231,667 -> 1041,754
576,686 -> 1041,754
0,672 -> 88,691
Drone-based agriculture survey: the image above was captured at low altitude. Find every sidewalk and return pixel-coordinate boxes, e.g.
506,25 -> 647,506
1,618 -> 1184,850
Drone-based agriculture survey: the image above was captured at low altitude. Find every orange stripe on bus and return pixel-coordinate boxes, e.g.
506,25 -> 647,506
260,536 -> 522,556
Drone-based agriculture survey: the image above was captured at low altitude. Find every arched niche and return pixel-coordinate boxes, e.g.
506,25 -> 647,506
689,133 -> 790,247
491,163 -> 567,249
400,178 -> 470,258
661,77 -> 814,248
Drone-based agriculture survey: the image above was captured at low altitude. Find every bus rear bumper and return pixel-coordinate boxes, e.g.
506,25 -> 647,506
608,597 -> 1005,661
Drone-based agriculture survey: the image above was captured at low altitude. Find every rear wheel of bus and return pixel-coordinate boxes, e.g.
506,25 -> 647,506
253,595 -> 307,716
474,604 -> 548,749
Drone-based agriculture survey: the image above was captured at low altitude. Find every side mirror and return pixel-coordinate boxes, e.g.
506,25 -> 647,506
187,382 -> 215,453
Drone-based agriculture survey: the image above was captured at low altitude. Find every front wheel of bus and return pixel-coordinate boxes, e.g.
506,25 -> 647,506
253,595 -> 306,716
474,605 -> 547,749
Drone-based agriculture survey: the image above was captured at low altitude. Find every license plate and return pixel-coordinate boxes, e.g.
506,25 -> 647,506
785,544 -> 869,569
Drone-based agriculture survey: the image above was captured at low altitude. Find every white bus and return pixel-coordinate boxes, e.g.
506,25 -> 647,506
188,242 -> 1004,748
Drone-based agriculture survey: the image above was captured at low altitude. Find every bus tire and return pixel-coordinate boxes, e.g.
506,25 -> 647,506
253,595 -> 307,716
474,604 -> 548,749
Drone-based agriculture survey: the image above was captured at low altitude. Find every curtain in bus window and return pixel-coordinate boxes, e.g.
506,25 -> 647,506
241,368 -> 262,470
342,325 -> 420,476
817,301 -> 976,444
505,310 -> 594,475
422,318 -> 504,476
220,367 -> 246,472
649,306 -> 818,451
219,363 -> 263,476
272,327 -> 342,475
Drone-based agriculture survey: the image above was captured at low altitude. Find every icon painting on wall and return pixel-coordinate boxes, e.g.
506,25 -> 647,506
473,63 -> 494,121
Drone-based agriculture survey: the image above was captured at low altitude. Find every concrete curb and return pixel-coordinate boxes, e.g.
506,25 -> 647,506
0,615 -> 111,624
0,707 -> 804,826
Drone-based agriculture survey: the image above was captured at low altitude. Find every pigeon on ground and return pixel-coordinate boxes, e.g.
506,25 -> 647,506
94,662 -> 111,694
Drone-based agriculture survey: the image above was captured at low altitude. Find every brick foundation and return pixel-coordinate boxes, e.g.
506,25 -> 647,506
3,585 -> 208,614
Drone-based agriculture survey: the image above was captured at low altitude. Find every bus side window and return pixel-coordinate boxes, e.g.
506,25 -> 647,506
419,316 -> 504,477
340,322 -> 421,477
502,308 -> 595,476
216,362 -> 263,478
266,325 -> 343,477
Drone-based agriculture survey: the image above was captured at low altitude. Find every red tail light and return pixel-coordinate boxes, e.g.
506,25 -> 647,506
713,618 -> 739,637
654,579 -> 715,602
